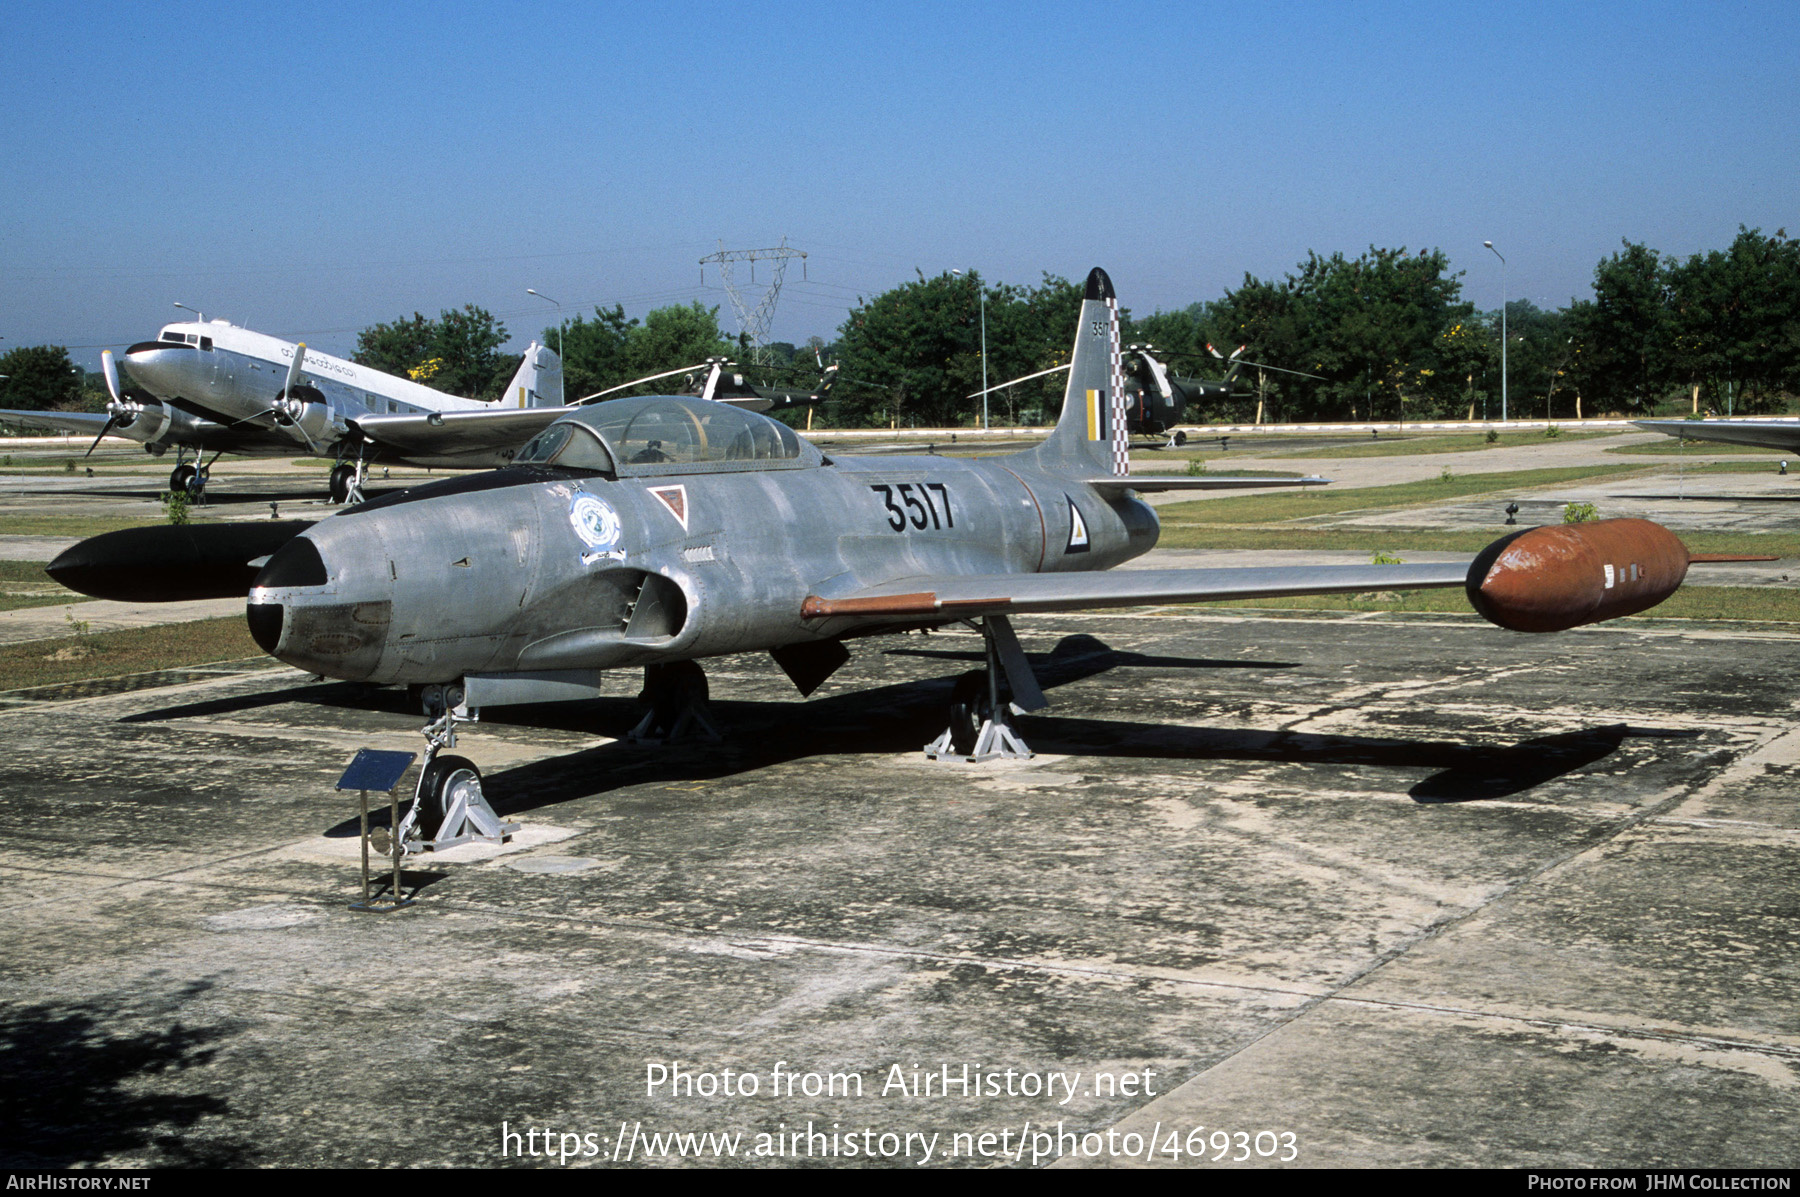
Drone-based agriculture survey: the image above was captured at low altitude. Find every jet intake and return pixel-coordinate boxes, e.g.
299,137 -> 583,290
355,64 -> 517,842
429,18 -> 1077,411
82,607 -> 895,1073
1468,519 -> 1689,633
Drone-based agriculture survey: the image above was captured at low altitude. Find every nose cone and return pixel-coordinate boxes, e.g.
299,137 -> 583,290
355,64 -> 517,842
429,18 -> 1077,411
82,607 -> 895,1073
121,343 -> 199,398
248,531 -> 393,680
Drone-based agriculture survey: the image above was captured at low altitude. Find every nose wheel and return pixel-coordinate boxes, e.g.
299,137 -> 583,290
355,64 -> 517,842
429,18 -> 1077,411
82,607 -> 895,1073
392,695 -> 518,853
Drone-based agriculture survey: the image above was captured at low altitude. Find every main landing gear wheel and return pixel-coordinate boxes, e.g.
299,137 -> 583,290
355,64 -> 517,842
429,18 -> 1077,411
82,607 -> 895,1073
328,462 -> 356,504
946,670 -> 989,757
629,660 -> 722,744
169,463 -> 195,493
419,753 -> 481,830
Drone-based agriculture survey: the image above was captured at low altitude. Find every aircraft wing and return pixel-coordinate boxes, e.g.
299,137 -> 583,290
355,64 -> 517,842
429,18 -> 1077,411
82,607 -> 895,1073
348,407 -> 567,465
1089,475 -> 1328,493
0,408 -> 117,437
1633,419 -> 1800,453
801,562 -> 1470,619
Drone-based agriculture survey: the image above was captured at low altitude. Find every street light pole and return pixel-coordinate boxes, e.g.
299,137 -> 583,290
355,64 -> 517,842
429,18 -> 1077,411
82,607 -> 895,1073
951,269 -> 989,428
526,289 -> 564,362
1484,241 -> 1507,424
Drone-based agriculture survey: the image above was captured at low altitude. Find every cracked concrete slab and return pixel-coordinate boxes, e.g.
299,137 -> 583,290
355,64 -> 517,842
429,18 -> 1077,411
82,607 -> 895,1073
1,609 -> 1795,1168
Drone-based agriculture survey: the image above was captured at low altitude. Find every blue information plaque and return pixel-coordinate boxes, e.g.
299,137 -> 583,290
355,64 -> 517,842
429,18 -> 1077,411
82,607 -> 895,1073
335,748 -> 417,793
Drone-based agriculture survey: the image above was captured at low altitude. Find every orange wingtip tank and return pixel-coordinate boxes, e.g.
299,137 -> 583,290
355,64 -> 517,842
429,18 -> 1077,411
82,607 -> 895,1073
1468,518 -> 1691,633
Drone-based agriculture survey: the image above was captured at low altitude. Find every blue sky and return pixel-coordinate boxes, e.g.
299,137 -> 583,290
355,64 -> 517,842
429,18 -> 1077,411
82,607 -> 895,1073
3,0 -> 1794,368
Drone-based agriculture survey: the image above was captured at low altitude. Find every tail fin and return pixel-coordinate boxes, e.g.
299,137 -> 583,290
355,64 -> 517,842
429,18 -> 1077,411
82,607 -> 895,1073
506,340 -> 565,407
1028,267 -> 1129,478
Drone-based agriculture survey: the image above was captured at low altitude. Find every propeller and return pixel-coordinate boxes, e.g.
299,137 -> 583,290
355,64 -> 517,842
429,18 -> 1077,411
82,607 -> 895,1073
85,350 -> 130,456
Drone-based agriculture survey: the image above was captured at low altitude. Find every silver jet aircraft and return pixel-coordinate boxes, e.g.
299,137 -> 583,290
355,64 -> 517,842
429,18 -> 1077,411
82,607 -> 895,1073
53,269 -> 1699,853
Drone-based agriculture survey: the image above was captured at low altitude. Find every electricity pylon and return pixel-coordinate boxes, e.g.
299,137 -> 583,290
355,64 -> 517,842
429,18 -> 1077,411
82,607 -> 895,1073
700,238 -> 807,365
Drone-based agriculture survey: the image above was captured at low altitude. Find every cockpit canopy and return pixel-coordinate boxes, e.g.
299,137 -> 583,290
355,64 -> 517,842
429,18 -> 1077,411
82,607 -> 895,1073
515,396 -> 821,477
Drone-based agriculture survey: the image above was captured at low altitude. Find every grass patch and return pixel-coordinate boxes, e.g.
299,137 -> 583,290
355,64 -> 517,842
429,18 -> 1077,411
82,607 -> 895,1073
1152,524 -> 1800,557
1156,464 -> 1651,525
0,592 -> 81,613
1656,461 -> 1792,474
1251,431 -> 1616,459
0,560 -> 60,583
0,515 -> 168,538
1199,584 -> 1800,622
0,616 -> 263,692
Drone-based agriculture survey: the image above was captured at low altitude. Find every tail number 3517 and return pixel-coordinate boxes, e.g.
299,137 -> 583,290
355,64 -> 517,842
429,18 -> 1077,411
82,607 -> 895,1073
870,483 -> 954,531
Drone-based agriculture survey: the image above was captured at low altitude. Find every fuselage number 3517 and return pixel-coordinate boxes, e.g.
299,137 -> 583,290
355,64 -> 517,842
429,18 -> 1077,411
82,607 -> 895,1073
870,482 -> 954,532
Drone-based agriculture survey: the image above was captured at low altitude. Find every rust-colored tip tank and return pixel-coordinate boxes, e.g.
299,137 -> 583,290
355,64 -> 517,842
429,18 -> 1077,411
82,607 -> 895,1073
1468,518 -> 1690,633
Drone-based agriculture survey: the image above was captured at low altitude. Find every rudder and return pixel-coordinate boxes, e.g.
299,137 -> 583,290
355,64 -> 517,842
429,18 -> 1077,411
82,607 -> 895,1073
1027,267 -> 1129,478
506,340 -> 565,407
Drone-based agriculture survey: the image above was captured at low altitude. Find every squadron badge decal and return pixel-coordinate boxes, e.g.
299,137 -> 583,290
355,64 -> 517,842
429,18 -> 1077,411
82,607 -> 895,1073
569,493 -> 625,564
648,484 -> 690,532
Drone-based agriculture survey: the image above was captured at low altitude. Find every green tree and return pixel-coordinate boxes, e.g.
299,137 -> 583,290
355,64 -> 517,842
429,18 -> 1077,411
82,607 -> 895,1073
836,270 -> 985,427
1666,227 -> 1800,413
1580,240 -> 1671,414
621,302 -> 733,380
557,304 -> 638,400
353,305 -> 511,400
0,345 -> 81,411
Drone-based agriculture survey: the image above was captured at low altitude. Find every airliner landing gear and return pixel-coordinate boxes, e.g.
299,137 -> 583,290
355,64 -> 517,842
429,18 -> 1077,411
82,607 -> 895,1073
629,660 -> 722,744
167,460 -> 208,499
328,462 -> 356,504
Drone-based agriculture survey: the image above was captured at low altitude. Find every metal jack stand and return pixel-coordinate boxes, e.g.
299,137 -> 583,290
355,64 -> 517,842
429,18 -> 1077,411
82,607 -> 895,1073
336,748 -> 418,912
398,703 -> 519,853
925,616 -> 1037,762
627,661 -> 723,745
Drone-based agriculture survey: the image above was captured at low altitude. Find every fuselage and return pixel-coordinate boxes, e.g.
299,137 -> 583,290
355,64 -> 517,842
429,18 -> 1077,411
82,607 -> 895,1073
247,397 -> 1157,686
120,320 -> 524,461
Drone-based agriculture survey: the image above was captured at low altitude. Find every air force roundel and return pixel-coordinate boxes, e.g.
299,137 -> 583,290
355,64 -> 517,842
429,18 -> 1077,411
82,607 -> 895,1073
1065,495 -> 1090,553
570,493 -> 625,564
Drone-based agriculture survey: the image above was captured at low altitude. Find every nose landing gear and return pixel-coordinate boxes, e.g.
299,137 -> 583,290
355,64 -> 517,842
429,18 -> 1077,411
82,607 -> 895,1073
392,685 -> 518,853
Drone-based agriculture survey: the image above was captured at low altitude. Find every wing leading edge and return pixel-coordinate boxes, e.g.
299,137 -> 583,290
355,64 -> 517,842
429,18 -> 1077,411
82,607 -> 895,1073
1633,418 -> 1800,453
801,562 -> 1471,619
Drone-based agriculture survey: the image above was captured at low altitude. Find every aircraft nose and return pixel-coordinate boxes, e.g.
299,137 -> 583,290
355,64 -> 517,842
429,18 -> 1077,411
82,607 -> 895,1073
121,343 -> 196,396
247,532 -> 393,680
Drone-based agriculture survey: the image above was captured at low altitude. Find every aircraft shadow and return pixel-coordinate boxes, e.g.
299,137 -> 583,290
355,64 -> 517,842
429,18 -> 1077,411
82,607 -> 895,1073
39,484 -> 411,505
1019,719 -> 1696,803
121,634 -> 1696,816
